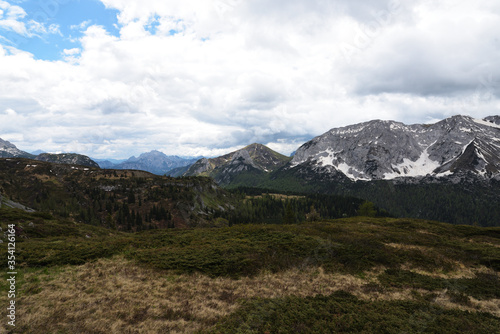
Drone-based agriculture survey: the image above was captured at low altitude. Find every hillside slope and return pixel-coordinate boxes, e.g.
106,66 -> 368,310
35,153 -> 99,168
0,158 -> 233,229
1,210 -> 498,333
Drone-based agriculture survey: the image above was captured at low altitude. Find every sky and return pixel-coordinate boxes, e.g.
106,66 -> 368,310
0,0 -> 499,159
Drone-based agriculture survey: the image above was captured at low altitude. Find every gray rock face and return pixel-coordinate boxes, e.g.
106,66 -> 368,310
187,158 -> 212,175
0,138 -> 33,158
230,149 -> 259,169
290,115 -> 500,180
183,143 -> 292,185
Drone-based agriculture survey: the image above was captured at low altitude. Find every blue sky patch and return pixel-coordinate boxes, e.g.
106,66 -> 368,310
0,0 -> 120,60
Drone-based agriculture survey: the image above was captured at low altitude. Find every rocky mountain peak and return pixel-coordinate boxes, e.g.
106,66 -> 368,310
0,138 -> 34,158
290,115 -> 500,181
183,143 -> 292,185
0,138 -> 16,150
230,149 -> 257,167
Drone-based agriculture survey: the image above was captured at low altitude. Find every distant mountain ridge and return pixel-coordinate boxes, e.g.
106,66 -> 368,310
99,150 -> 200,175
3,115 -> 499,180
181,115 -> 500,184
0,139 -> 98,167
0,139 -> 197,175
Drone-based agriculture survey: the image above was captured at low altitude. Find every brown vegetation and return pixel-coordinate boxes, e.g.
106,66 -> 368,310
2,255 -> 498,333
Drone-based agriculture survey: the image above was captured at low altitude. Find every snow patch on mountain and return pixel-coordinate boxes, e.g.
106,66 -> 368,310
383,147 -> 440,180
290,115 -> 500,181
336,162 -> 371,181
473,118 -> 500,129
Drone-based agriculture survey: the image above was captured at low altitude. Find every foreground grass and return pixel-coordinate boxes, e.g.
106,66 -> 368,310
0,209 -> 499,333
210,292 -> 500,334
1,256 -> 499,333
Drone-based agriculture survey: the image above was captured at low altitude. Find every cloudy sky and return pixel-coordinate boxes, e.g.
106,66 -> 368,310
1,0 -> 499,159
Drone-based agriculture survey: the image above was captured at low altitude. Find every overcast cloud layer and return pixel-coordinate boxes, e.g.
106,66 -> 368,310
1,0 -> 499,158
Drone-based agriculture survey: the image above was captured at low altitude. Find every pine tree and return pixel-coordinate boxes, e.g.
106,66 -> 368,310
283,202 -> 296,224
128,191 -> 136,204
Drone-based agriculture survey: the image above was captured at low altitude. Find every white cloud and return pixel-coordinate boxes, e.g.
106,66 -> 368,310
0,0 -> 499,158
0,1 -> 61,39
70,20 -> 91,31
0,1 -> 26,19
63,47 -> 80,55
27,20 -> 60,35
0,1 -> 27,36
341,1 -> 500,99
62,47 -> 81,63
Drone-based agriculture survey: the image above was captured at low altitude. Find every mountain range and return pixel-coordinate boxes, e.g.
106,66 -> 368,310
0,139 -> 99,167
290,115 -> 500,181
97,150 -> 200,175
183,115 -> 500,183
2,114 -> 500,225
181,115 -> 500,226
3,115 -> 499,182
0,140 -> 197,174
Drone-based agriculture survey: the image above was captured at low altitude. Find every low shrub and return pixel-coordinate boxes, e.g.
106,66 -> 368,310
208,291 -> 500,333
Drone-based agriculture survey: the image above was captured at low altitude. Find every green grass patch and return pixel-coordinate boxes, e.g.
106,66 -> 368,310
2,210 -> 499,280
379,269 -> 500,300
129,226 -> 322,278
16,237 -> 131,267
208,291 -> 500,334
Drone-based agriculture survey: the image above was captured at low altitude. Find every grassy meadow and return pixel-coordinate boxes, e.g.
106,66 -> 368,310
0,207 -> 499,333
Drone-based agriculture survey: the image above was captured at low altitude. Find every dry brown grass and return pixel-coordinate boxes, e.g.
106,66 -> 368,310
33,174 -> 53,182
433,290 -> 500,317
399,262 -> 494,279
2,258 -> 373,333
1,257 -> 498,333
384,242 -> 430,252
385,242 -> 498,279
245,193 -> 305,201
416,229 -> 439,236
